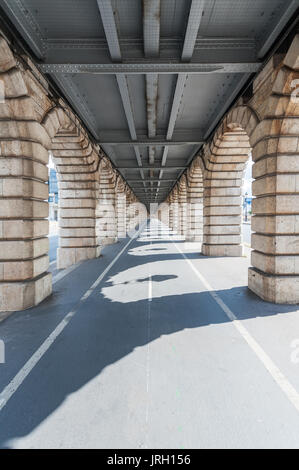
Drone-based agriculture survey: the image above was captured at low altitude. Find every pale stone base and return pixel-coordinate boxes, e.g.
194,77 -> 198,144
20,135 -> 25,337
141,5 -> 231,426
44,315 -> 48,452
0,272 -> 52,311
185,236 -> 203,242
248,267 -> 299,304
100,237 -> 118,246
202,244 -> 243,257
57,246 -> 101,269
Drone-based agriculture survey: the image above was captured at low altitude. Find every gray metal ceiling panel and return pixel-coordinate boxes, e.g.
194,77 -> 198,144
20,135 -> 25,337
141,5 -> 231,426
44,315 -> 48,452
0,0 -> 297,205
24,0 -> 105,39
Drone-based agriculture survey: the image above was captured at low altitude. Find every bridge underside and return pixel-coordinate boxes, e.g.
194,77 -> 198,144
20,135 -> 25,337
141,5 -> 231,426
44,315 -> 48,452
0,1 -> 299,312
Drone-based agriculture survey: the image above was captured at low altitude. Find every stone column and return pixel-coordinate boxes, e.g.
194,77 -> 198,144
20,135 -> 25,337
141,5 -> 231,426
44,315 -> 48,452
96,158 -> 117,246
171,187 -> 180,234
202,129 -> 250,256
186,163 -> 203,242
0,38 -> 51,310
115,177 -> 127,240
52,133 -> 100,269
248,35 -> 299,303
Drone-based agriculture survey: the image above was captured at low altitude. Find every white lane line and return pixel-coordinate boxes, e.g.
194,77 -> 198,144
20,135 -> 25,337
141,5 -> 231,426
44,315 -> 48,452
174,241 -> 299,414
0,223 -> 146,412
145,238 -> 152,447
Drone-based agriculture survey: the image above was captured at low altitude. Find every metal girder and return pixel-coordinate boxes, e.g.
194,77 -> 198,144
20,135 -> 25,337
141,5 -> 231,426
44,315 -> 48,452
158,0 -> 205,189
143,0 -> 160,57
38,62 -> 260,74
182,0 -> 205,61
45,37 -> 257,53
97,0 -> 145,193
143,0 -> 160,169
96,0 -> 121,61
130,184 -> 171,188
98,139 -> 204,146
128,179 -> 175,183
0,0 -> 46,58
258,0 -> 299,58
117,166 -> 187,170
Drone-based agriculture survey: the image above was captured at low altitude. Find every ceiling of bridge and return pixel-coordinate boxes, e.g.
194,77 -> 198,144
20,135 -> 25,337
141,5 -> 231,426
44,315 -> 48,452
0,0 -> 298,206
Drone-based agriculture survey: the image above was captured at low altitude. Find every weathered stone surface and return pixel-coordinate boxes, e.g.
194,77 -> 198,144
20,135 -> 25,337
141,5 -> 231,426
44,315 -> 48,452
57,247 -> 101,269
0,238 -> 49,260
0,272 -> 52,311
0,37 -> 16,72
202,244 -> 243,257
0,255 -> 49,281
248,268 -> 299,304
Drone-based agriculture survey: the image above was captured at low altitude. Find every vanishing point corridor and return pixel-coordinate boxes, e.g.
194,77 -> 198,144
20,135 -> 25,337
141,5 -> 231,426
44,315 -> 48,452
1,0 -> 299,452
1,219 -> 299,449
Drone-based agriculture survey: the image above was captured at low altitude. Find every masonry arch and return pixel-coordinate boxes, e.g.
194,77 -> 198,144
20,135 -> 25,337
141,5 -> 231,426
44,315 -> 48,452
202,113 -> 255,257
42,107 -> 101,269
178,175 -> 188,236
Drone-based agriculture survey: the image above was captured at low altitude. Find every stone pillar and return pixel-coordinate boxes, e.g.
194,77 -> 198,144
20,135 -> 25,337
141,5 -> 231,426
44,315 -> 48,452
168,195 -> 174,231
178,176 -> 188,237
0,38 -> 51,310
157,202 -> 169,231
96,158 -> 117,246
186,163 -> 203,242
52,133 -> 100,269
115,177 -> 127,240
126,190 -> 135,234
202,129 -> 251,256
170,187 -> 180,234
248,36 -> 299,303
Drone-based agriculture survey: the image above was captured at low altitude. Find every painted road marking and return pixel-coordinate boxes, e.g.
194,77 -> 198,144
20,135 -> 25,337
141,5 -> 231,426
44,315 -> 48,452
174,240 -> 299,414
0,222 -> 147,412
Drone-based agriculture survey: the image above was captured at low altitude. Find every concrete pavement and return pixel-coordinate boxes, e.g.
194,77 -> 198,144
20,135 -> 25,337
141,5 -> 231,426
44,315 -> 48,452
0,220 -> 299,448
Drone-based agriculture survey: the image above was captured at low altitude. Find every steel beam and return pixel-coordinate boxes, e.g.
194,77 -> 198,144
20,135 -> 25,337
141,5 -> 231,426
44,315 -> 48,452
118,166 -> 187,170
98,139 -> 204,146
181,0 -> 205,61
143,1 -> 161,190
258,0 -> 299,58
38,62 -> 260,74
158,0 -> 205,192
97,0 -> 145,194
128,179 -> 175,183
45,37 -> 257,53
